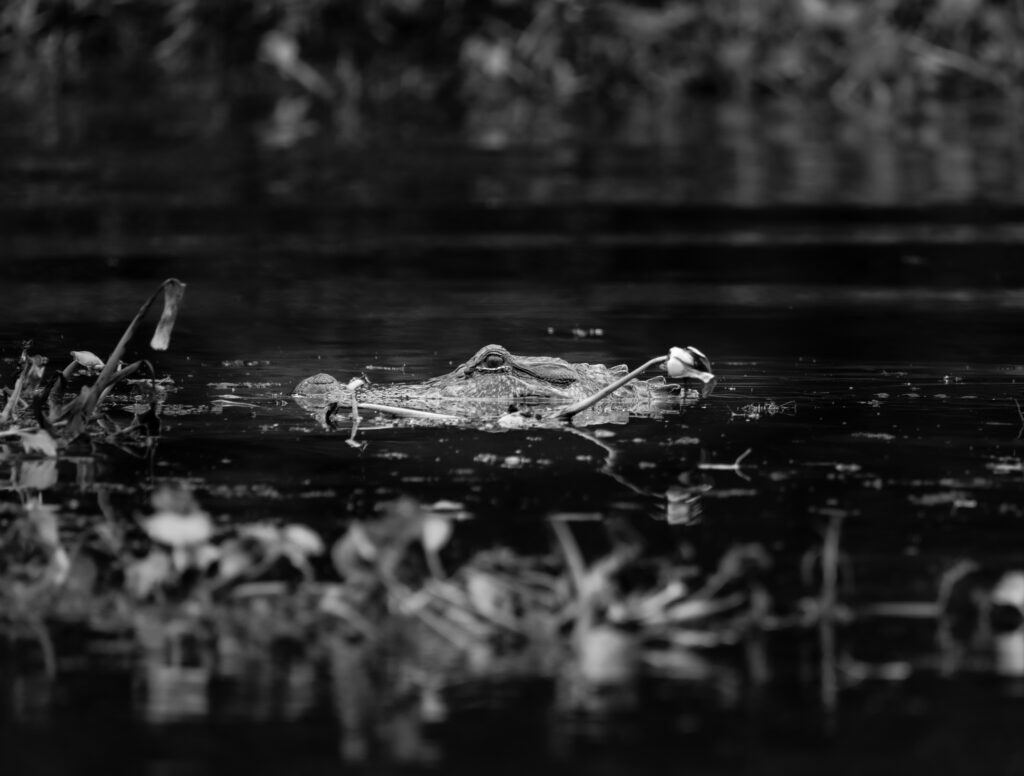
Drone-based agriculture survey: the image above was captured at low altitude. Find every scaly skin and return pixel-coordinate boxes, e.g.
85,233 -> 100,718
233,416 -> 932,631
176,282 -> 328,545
294,344 -> 710,422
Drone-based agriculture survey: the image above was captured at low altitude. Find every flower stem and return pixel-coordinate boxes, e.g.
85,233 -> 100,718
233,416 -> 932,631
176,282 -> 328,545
555,355 -> 668,421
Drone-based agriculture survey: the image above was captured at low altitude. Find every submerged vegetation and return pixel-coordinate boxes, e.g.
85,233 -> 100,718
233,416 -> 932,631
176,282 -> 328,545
2,0 -> 1022,142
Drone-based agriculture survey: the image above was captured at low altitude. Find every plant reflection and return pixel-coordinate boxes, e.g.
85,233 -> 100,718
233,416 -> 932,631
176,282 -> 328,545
8,478 -> 1024,764
0,483 -> 776,761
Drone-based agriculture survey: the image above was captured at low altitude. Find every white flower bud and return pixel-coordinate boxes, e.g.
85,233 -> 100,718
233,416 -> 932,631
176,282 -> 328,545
666,346 -> 694,377
665,346 -> 715,383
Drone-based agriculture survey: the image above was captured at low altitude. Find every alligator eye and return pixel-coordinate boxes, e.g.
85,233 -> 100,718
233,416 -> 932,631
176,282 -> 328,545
482,353 -> 506,369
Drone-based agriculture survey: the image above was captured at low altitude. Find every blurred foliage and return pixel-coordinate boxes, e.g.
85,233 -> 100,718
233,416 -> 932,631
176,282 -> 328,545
1,0 -> 1022,141
0,486 -> 783,759
4,483 -> 1016,762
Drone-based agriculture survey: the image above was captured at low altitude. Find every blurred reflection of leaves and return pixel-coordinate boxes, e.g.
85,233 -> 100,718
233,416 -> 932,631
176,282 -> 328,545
16,458 -> 58,491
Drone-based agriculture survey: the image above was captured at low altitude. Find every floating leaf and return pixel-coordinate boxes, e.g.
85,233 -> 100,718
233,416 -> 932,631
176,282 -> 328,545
150,279 -> 186,351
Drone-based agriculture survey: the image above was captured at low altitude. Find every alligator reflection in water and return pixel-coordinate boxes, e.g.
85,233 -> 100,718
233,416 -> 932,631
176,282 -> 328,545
568,426 -> 716,526
293,344 -> 716,426
290,344 -> 721,525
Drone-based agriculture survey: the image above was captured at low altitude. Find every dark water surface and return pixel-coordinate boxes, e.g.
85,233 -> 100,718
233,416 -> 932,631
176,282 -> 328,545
4,98 -> 1024,774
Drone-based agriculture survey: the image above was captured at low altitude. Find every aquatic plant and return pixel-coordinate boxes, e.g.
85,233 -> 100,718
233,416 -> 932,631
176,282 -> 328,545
0,278 -> 186,456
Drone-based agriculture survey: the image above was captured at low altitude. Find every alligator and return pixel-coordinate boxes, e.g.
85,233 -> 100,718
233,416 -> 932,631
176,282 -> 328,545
293,344 -> 715,425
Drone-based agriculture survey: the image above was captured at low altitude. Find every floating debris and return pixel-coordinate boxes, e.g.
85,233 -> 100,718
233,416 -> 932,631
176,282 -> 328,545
545,326 -> 605,339
988,458 -> 1024,475
220,359 -> 271,367
730,400 -> 796,420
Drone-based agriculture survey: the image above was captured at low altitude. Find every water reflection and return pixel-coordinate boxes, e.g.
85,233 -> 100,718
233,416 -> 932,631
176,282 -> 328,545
3,97 -> 1024,270
0,481 -> 794,765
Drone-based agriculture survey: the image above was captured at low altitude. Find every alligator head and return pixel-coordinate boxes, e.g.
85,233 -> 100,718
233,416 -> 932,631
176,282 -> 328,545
423,344 -> 594,401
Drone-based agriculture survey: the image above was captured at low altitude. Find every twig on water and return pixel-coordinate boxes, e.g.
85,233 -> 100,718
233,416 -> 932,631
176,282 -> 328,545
328,401 -> 460,424
320,375 -> 460,425
1014,398 -> 1024,439
698,448 -> 752,481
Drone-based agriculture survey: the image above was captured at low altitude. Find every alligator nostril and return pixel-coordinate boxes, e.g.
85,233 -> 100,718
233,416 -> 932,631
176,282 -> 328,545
482,354 -> 505,369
